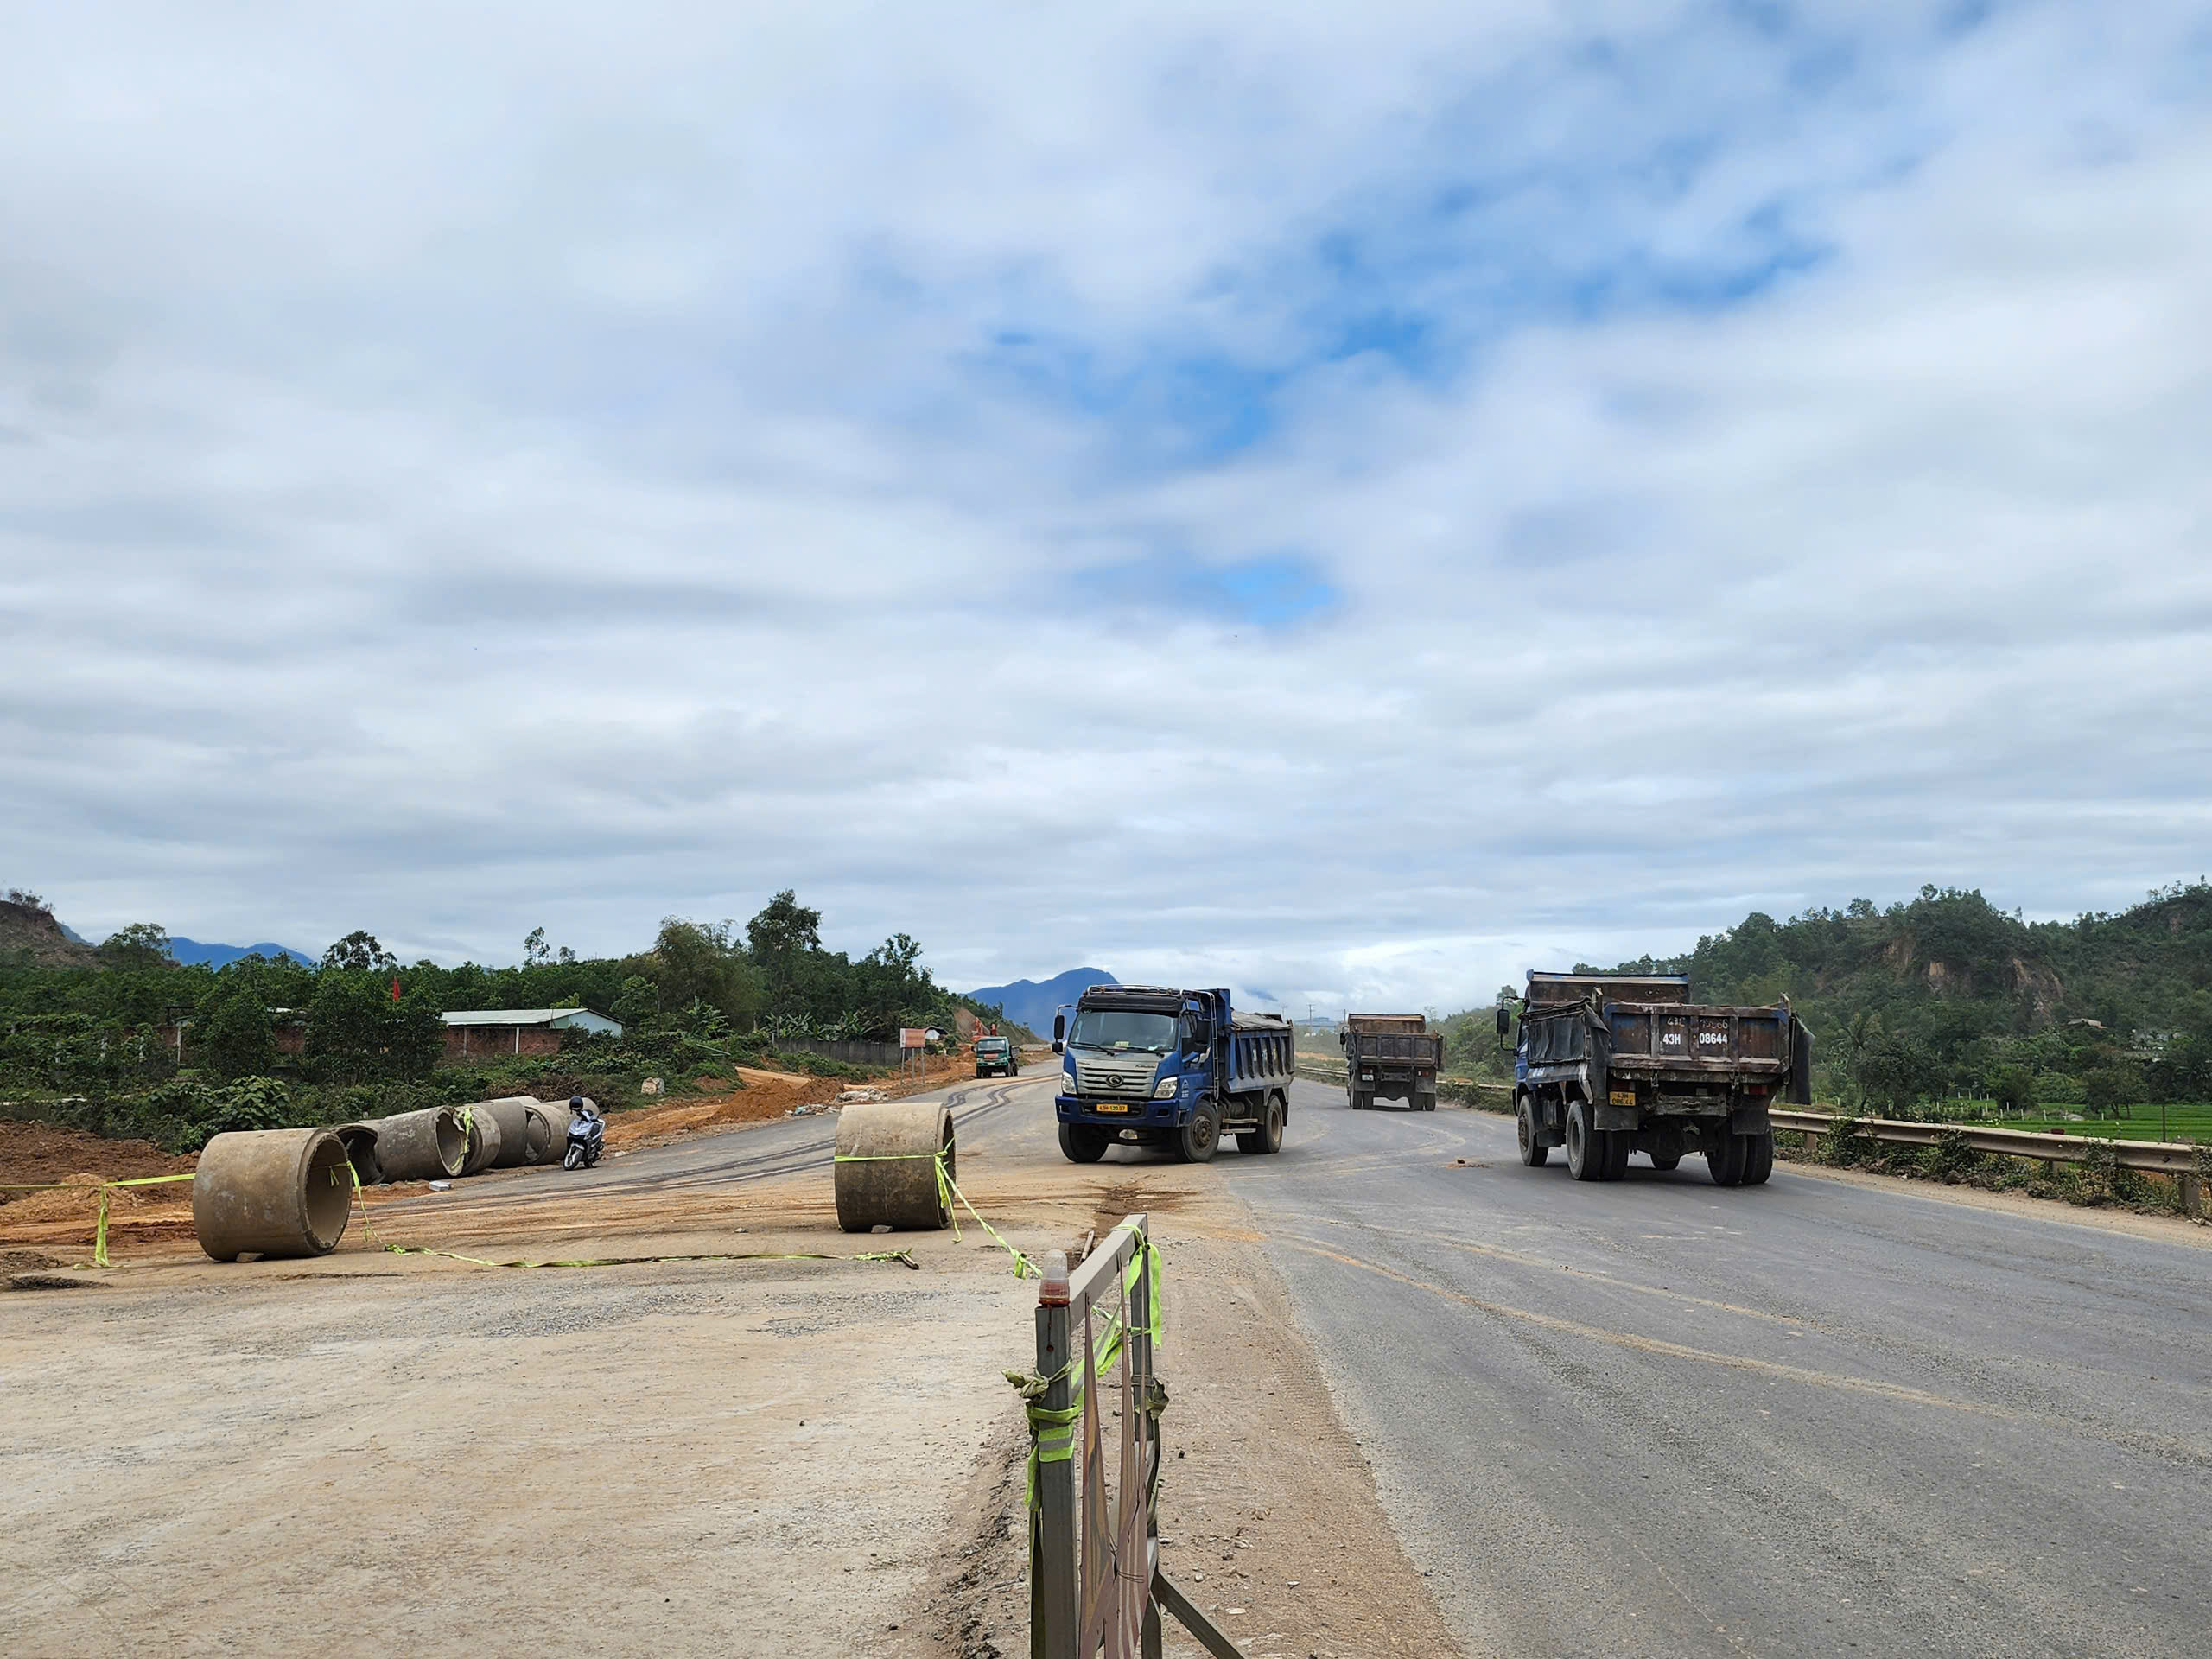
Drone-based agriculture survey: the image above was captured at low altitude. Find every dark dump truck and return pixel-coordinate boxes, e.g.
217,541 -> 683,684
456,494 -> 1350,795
1505,970 -> 1812,1186
1053,984 -> 1295,1163
1341,1014 -> 1443,1111
973,1034 -> 1017,1077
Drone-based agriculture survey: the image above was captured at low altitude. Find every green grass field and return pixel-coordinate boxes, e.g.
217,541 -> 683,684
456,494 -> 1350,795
1897,1099 -> 2212,1145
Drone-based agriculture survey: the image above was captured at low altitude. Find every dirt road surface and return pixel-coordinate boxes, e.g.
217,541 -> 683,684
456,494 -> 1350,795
2,1065 -> 1457,1658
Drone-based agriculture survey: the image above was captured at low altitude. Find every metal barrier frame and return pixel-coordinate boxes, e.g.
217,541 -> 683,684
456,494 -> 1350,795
1031,1213 -> 1244,1659
1770,1109 -> 2205,1217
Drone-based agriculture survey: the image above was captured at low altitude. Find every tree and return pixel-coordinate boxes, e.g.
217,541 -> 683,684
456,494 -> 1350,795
747,891 -> 822,1013
198,988 -> 278,1080
2083,1064 -> 2145,1121
99,922 -> 173,970
321,931 -> 397,974
651,918 -> 760,1021
524,926 -> 550,966
1988,1064 -> 2037,1116
1857,1032 -> 1935,1118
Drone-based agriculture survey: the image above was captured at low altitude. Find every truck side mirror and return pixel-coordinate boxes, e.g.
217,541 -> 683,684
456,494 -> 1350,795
1495,1003 -> 1511,1039
1052,1013 -> 1065,1044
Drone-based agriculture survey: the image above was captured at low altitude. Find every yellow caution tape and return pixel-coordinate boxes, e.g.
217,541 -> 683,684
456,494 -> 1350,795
3,1173 -> 198,1268
329,1160 -> 916,1271
830,1150 -> 1038,1278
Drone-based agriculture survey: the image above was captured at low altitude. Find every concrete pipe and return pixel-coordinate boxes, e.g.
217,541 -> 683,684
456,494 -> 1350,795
834,1100 -> 954,1233
520,1103 -> 563,1165
333,1123 -> 382,1186
193,1128 -> 355,1262
457,1104 -> 503,1177
365,1106 -> 467,1183
464,1096 -> 545,1169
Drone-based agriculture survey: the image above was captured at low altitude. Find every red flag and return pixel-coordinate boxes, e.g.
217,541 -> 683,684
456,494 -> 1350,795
391,977 -> 402,1003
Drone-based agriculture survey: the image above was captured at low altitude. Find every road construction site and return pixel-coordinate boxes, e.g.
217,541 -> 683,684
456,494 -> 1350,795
8,1062 -> 2212,1657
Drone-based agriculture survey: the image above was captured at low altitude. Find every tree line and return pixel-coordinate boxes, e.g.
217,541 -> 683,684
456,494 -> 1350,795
0,890 -> 988,1095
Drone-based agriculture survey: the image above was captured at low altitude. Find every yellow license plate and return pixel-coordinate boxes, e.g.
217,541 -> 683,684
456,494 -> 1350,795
1609,1090 -> 1637,1109
1094,1102 -> 1128,1113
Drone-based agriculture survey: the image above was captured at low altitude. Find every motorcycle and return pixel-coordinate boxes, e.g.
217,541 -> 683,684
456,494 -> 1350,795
563,1099 -> 604,1170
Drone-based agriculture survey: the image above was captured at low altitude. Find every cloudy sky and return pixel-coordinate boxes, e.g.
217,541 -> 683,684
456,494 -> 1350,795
3,2 -> 2209,1013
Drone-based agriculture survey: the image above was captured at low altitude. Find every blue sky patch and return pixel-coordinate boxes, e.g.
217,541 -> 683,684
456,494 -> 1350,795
1071,550 -> 1341,631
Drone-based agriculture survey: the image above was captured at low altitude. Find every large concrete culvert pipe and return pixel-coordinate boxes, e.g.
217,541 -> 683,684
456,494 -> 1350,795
457,1105 -> 503,1177
359,1106 -> 467,1182
834,1100 -> 954,1232
333,1123 -> 381,1186
519,1103 -> 563,1165
469,1096 -> 547,1169
193,1128 -> 355,1262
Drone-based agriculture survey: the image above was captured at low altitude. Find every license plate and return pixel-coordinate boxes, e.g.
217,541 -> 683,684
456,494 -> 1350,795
1609,1090 -> 1637,1109
1094,1102 -> 1128,1114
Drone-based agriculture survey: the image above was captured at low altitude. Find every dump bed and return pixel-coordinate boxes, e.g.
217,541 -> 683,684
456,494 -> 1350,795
1345,1014 -> 1428,1035
1522,991 -> 1811,1104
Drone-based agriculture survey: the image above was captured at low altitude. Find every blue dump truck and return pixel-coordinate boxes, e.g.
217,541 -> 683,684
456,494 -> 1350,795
1052,984 -> 1295,1163
1506,970 -> 1813,1187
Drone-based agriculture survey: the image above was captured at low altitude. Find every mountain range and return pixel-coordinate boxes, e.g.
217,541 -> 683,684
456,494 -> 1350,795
962,968 -> 1118,1033
167,938 -> 315,969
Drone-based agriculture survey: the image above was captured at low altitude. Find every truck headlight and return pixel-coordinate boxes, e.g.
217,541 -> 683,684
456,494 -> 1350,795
1153,1077 -> 1179,1099
1062,1075 -> 1078,1097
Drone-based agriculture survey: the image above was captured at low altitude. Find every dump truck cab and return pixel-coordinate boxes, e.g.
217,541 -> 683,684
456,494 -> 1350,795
1053,985 -> 1294,1165
973,1035 -> 1017,1078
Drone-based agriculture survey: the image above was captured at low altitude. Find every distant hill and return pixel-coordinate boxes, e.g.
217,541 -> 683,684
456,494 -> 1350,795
167,938 -> 315,969
963,968 -> 1119,1033
0,899 -> 100,969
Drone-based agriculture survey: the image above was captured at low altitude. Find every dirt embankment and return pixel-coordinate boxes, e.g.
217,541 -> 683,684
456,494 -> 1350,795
605,1050 -> 995,1151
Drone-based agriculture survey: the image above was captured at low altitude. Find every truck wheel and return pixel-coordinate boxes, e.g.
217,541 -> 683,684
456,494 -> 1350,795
1516,1096 -> 1548,1166
1707,1131 -> 1748,1186
1601,1130 -> 1630,1181
1058,1123 -> 1108,1165
1565,1098 -> 1605,1181
1177,1102 -> 1221,1164
1741,1131 -> 1774,1185
1238,1094 -> 1286,1155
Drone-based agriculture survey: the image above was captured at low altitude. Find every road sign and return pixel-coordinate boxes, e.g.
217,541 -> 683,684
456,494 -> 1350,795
899,1028 -> 925,1049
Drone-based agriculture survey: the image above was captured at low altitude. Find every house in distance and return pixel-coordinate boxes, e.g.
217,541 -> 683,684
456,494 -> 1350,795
441,1007 -> 623,1063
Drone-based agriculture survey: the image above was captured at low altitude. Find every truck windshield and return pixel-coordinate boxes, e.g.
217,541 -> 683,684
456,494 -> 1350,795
1068,1009 -> 1177,1053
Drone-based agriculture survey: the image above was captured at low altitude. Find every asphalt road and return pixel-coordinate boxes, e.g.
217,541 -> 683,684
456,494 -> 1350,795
1212,1079 -> 2212,1658
410,1068 -> 2212,1654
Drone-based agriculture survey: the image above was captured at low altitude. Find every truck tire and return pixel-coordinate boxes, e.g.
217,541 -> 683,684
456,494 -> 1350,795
1516,1096 -> 1548,1166
1602,1130 -> 1630,1181
1238,1094 -> 1286,1155
1177,1102 -> 1221,1164
1058,1122 -> 1108,1165
1565,1098 -> 1605,1181
1707,1131 -> 1748,1186
1741,1130 -> 1774,1185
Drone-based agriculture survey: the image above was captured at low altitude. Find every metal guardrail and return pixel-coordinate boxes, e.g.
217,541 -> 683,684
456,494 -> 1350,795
1770,1109 -> 2207,1217
1029,1213 -> 1243,1659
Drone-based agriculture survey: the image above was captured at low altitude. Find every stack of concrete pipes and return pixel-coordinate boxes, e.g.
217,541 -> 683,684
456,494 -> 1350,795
191,1097 -> 583,1263
336,1096 -> 579,1185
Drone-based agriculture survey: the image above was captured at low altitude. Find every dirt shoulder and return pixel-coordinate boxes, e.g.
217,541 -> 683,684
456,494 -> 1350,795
906,1231 -> 1464,1659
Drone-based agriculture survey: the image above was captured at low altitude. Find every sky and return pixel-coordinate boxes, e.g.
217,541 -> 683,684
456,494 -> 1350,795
3,2 -> 2209,1016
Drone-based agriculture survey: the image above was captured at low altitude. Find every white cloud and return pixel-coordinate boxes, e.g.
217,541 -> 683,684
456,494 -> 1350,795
3,2 -> 2209,1013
